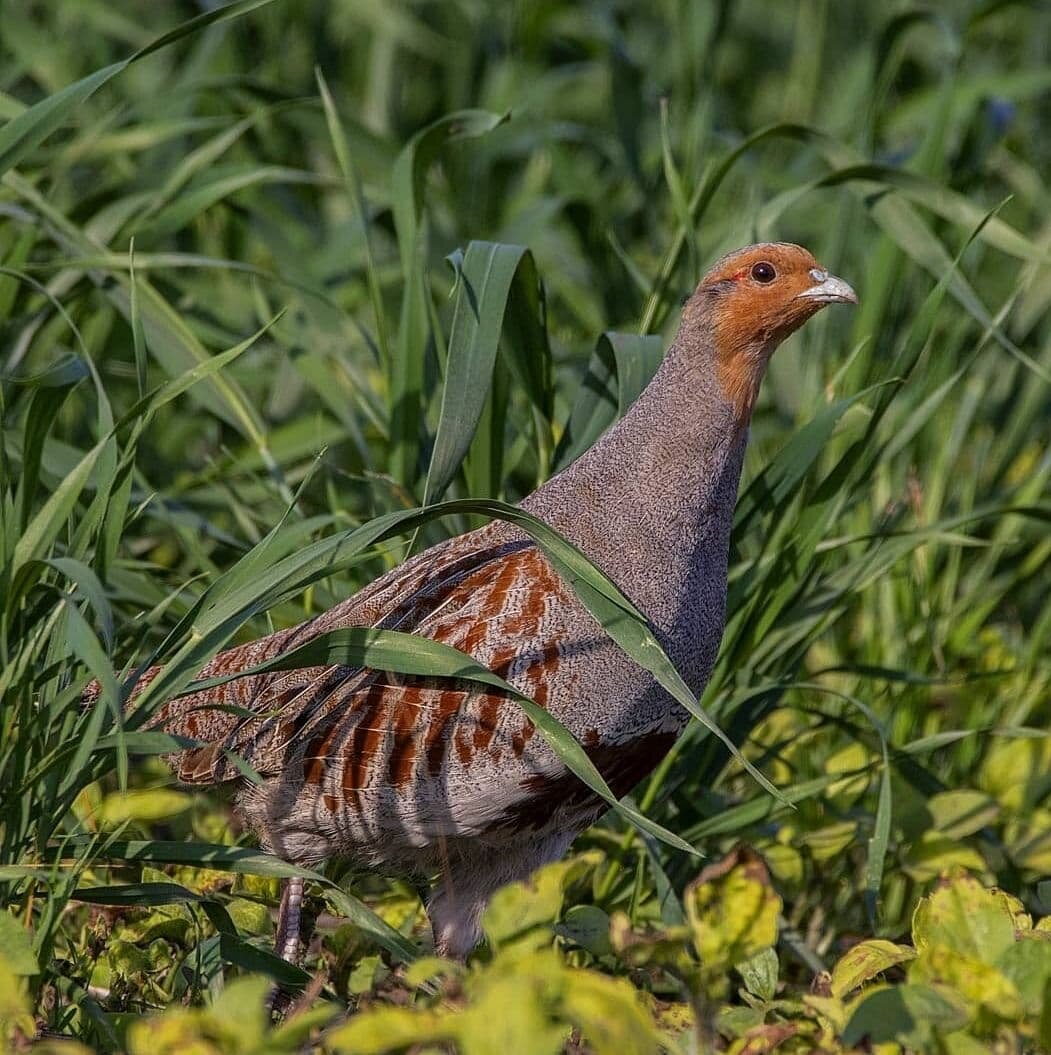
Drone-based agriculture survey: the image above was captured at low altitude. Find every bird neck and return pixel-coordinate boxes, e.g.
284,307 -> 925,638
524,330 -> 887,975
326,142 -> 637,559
523,330 -> 751,650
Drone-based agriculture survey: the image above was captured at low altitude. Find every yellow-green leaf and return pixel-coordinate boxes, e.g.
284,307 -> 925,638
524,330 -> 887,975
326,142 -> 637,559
841,983 -> 970,1048
328,1006 -> 454,1054
825,742 -> 872,806
560,968 -> 661,1055
736,946 -> 780,1002
0,958 -> 35,1047
95,788 -> 192,827
910,945 -> 1024,1022
608,912 -> 692,971
685,849 -> 781,978
997,937 -> 1051,1016
482,852 -> 601,950
979,737 -> 1051,813
831,939 -> 915,998
902,833 -> 987,883
911,872 -> 1016,965
801,821 -> 858,863
0,915 -> 38,977
926,789 -> 1001,840
460,949 -> 567,1055
1005,809 -> 1051,873
225,897 -> 272,936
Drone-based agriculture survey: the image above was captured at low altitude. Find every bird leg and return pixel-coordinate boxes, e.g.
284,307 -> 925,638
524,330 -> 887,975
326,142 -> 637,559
274,875 -> 305,963
427,832 -> 576,958
267,876 -> 306,1018
428,884 -> 483,960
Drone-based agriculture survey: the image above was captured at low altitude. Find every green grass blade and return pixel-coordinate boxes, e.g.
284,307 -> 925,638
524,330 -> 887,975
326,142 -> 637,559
0,0 -> 280,179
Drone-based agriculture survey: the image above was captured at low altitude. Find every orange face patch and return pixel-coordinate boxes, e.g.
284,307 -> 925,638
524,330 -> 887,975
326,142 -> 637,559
687,243 -> 847,423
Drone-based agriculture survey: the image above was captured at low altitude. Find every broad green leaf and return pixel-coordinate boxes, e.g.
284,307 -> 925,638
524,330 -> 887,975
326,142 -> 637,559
138,165 -> 323,239
482,853 -> 601,949
216,932 -> 312,989
556,905 -> 612,958
388,109 -> 506,486
735,946 -> 779,1002
11,437 -> 106,575
997,938 -> 1051,1016
842,984 -> 970,1047
72,883 -> 203,907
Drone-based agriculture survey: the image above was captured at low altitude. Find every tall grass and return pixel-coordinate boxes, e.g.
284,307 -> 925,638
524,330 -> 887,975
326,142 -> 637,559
1,0 -> 1049,1047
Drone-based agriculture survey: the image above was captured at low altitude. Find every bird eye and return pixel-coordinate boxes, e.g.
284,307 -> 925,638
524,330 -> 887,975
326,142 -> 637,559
751,261 -> 777,283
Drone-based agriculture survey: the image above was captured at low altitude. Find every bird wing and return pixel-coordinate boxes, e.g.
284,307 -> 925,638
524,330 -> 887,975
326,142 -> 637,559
151,521 -> 530,783
234,536 -> 629,850
143,520 -> 672,851
238,538 -> 678,852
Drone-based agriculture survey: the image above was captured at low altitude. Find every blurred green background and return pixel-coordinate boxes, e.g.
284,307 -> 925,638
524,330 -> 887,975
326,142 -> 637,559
2,1 -> 1050,1050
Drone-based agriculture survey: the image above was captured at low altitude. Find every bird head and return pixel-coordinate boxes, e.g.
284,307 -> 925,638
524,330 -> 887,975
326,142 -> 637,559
682,242 -> 857,423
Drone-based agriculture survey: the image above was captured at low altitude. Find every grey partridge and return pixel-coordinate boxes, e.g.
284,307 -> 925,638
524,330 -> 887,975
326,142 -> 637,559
107,242 -> 856,960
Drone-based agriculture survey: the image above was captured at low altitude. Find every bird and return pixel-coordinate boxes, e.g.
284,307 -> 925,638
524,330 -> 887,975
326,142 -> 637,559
101,242 -> 856,963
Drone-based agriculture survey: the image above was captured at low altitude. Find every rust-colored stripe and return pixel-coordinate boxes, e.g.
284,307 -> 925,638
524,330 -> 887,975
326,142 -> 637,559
424,690 -> 463,777
489,645 -> 517,680
488,556 -> 521,612
454,725 -> 473,764
511,718 -> 537,757
472,691 -> 502,752
387,686 -> 423,787
392,541 -> 520,631
528,642 -> 561,707
341,683 -> 388,805
304,721 -> 341,786
460,618 -> 489,656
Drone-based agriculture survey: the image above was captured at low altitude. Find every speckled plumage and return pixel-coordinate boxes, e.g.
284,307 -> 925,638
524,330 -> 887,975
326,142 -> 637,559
107,243 -> 855,958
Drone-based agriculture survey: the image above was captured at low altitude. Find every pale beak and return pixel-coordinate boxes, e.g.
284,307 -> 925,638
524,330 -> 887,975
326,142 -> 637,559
796,270 -> 858,305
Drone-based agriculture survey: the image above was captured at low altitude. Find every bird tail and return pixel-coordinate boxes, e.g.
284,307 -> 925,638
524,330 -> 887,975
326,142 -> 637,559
81,623 -> 315,785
